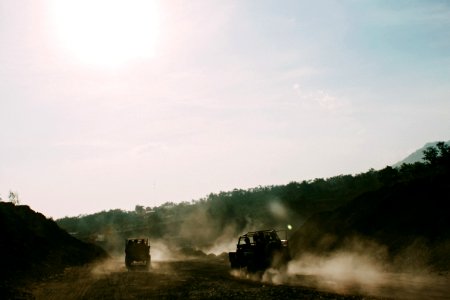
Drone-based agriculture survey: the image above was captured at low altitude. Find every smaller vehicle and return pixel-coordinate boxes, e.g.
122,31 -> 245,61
229,229 -> 290,272
125,238 -> 151,270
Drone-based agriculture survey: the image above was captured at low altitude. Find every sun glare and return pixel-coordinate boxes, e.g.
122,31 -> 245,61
50,0 -> 161,67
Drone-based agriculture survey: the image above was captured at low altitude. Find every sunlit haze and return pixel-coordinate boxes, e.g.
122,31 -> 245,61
49,0 -> 160,67
1,0 -> 449,218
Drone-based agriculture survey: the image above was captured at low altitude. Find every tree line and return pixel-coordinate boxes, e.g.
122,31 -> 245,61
56,141 -> 450,252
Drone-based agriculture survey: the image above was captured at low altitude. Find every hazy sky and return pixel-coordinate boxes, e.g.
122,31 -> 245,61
1,0 -> 449,219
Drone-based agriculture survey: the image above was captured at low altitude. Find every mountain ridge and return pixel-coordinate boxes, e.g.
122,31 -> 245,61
393,140 -> 450,167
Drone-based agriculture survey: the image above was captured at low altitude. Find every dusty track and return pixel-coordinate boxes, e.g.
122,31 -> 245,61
26,258 -> 449,300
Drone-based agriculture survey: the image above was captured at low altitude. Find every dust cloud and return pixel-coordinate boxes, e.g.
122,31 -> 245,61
84,198 -> 450,299
262,241 -> 450,299
150,240 -> 181,261
284,252 -> 450,299
201,225 -> 238,255
91,256 -> 126,276
228,234 -> 450,299
89,239 -> 187,277
285,252 -> 388,294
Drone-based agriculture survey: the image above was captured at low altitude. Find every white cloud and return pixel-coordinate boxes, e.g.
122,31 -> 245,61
292,84 -> 351,113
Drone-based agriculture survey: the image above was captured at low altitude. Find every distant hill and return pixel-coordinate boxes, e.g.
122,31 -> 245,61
0,202 -> 108,296
289,154 -> 450,272
393,140 -> 450,167
54,140 -> 450,274
56,172 -> 384,253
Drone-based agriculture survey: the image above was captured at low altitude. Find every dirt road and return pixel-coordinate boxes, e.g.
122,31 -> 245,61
26,257 -> 449,300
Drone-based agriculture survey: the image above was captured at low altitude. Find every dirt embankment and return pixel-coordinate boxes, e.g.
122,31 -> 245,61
0,203 -> 108,299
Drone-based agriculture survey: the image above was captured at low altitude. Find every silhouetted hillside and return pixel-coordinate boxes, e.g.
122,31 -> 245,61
55,140 -> 450,273
290,142 -> 450,272
0,203 -> 108,292
56,170 -> 383,253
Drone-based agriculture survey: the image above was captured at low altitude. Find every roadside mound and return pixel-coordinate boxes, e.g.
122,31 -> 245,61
0,202 -> 108,282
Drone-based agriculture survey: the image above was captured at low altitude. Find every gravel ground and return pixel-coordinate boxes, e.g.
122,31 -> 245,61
8,257 -> 448,300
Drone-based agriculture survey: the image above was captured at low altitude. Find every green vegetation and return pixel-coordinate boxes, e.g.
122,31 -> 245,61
56,141 -> 450,253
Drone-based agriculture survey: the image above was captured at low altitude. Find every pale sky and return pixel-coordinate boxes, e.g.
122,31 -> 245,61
1,0 -> 449,219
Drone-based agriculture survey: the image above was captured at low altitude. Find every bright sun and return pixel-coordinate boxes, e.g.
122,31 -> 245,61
50,0 -> 160,67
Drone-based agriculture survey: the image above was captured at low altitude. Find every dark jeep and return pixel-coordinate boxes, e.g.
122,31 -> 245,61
125,238 -> 151,270
229,229 -> 290,272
